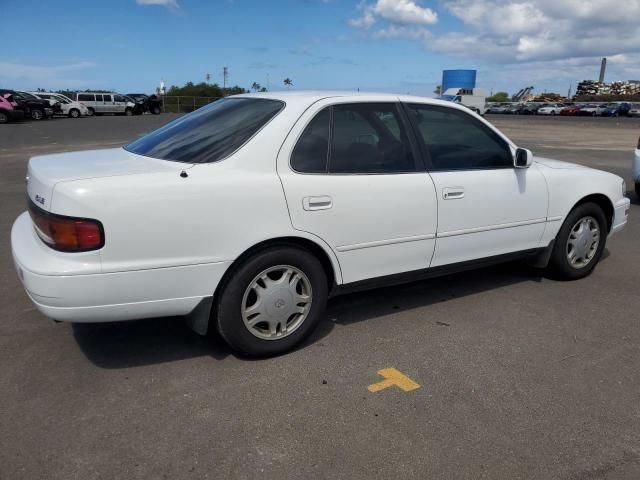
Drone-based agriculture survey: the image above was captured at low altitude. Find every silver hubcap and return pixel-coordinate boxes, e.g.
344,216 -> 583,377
241,265 -> 312,340
566,216 -> 600,269
32,111 -> 42,120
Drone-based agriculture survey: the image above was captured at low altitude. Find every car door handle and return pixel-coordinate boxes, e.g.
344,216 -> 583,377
303,196 -> 332,211
443,187 -> 465,200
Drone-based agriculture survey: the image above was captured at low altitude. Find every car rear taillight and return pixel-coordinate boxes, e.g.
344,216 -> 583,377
28,200 -> 104,252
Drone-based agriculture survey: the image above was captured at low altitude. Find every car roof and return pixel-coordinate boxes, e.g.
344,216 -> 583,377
231,90 -> 465,110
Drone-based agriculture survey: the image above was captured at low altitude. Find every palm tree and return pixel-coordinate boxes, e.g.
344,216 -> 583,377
284,78 -> 293,90
251,82 -> 262,92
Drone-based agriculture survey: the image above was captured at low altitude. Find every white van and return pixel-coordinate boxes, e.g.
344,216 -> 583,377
29,92 -> 89,118
74,92 -> 136,116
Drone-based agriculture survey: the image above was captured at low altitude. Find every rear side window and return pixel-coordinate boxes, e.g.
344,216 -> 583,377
407,104 -> 512,171
78,94 -> 94,102
125,98 -> 284,164
291,108 -> 330,173
291,103 -> 416,174
103,94 -> 112,102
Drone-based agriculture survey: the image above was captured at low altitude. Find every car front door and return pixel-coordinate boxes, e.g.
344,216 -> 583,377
278,100 -> 438,284
405,103 -> 549,267
114,95 -> 127,113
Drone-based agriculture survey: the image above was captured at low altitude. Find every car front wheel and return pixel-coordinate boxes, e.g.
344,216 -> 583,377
549,202 -> 607,280
31,109 -> 44,120
69,109 -> 80,118
215,246 -> 328,357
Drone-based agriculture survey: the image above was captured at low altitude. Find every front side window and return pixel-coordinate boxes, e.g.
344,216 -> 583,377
291,103 -> 415,174
126,98 -> 284,164
407,104 -> 512,171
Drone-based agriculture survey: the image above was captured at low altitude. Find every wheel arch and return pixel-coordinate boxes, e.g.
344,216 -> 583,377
571,193 -> 614,232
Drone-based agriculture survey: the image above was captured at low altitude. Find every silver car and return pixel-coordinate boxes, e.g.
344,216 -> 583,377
74,92 -> 136,116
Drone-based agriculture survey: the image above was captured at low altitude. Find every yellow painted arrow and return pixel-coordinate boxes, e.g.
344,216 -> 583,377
367,368 -> 420,393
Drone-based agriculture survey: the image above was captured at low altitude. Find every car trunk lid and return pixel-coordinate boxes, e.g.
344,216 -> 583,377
27,147 -> 191,211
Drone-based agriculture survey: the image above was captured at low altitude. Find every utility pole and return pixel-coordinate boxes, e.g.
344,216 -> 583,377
206,73 -> 211,84
223,66 -> 228,89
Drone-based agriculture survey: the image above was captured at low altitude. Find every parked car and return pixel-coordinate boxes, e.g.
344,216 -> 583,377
601,103 -> 632,117
487,104 -> 511,114
537,104 -> 564,115
19,90 -> 62,116
560,105 -> 581,116
0,89 -> 53,120
126,93 -> 162,114
11,92 -> 630,356
73,92 -> 136,116
0,94 -> 25,123
579,104 -> 608,116
634,134 -> 640,196
29,92 -> 89,118
629,104 -> 640,117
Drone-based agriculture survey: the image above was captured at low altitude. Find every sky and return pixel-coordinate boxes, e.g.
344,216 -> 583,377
2,0 -> 640,97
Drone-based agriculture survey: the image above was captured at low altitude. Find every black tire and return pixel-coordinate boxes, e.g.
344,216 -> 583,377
215,246 -> 328,357
548,202 -> 607,280
125,108 -> 133,116
635,182 -> 640,198
69,109 -> 80,118
151,105 -> 161,114
0,111 -> 8,124
31,109 -> 44,120
87,108 -> 95,116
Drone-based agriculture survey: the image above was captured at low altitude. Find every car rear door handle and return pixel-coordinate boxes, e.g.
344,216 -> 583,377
443,187 -> 465,200
303,196 -> 332,211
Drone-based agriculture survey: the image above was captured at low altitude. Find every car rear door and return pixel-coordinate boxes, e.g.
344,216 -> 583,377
278,99 -> 438,284
405,103 -> 548,267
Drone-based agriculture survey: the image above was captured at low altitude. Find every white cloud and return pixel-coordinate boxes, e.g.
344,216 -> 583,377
135,0 -> 180,12
0,61 -> 97,89
350,0 -> 437,30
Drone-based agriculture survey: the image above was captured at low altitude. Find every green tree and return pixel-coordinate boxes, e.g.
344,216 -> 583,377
487,91 -> 510,102
433,85 -> 442,96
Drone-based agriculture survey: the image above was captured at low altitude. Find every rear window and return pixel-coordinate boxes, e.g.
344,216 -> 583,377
125,98 -> 285,164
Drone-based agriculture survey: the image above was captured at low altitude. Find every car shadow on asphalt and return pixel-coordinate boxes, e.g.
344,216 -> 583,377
321,261 -> 545,329
72,260 -> 549,369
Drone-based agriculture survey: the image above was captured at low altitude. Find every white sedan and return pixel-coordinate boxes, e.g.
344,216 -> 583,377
11,92 -> 630,356
537,104 -> 564,115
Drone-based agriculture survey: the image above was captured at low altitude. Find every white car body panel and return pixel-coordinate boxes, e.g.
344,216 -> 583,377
11,91 -> 630,327
428,166 -> 548,266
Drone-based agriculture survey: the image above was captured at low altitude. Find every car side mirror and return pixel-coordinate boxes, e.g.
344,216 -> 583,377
514,148 -> 533,168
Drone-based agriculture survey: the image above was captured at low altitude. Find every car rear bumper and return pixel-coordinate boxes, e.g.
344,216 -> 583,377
11,212 -> 231,323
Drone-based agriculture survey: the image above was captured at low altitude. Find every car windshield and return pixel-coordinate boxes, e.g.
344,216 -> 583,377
125,97 -> 285,164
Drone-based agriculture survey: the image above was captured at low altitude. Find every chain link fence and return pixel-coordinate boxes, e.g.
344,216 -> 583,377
161,96 -> 221,113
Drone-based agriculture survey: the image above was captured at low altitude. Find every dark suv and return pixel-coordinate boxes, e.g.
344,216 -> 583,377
125,93 -> 162,115
0,89 -> 53,120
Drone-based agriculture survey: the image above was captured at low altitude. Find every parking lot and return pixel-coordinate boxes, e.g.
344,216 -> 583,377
1,114 -> 640,479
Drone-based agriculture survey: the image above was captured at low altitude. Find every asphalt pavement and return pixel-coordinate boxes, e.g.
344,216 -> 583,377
1,113 -> 639,480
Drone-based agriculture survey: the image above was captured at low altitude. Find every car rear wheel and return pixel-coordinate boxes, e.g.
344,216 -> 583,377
549,202 -> 607,280
215,246 -> 328,357
31,109 -> 44,120
125,108 -> 133,116
0,111 -> 8,124
69,109 -> 80,118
